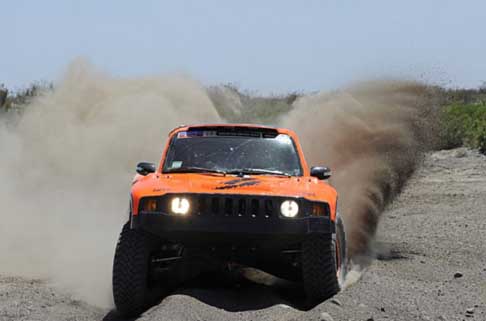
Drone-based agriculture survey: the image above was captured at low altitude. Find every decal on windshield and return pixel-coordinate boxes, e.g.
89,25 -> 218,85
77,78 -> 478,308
170,161 -> 183,168
177,131 -> 217,138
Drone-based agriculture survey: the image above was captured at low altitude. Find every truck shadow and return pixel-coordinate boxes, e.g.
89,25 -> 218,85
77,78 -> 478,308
102,274 -> 306,321
176,277 -> 306,311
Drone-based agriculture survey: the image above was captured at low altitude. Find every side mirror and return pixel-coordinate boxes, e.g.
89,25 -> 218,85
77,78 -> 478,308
136,162 -> 156,176
310,166 -> 331,180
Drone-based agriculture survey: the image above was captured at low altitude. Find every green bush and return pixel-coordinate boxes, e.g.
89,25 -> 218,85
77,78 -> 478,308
440,102 -> 486,153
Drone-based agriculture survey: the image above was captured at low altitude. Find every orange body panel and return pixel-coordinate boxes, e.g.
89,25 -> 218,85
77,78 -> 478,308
131,124 -> 338,220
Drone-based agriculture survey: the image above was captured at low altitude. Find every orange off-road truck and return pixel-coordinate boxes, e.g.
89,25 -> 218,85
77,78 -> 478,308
112,124 -> 347,317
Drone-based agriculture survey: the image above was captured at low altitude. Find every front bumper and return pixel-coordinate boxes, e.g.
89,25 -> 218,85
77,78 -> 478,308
131,211 -> 332,246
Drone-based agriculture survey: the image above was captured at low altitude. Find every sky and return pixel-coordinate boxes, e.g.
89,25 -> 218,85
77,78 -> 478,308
1,0 -> 486,93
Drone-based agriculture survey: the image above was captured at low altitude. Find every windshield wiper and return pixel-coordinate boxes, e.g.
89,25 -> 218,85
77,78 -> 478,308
166,167 -> 292,177
226,168 -> 291,177
165,166 -> 226,175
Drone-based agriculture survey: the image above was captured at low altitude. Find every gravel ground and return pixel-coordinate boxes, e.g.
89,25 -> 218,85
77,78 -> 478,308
1,148 -> 485,321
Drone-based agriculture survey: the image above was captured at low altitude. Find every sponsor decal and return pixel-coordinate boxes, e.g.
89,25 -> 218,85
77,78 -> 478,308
177,130 -> 217,138
215,178 -> 260,190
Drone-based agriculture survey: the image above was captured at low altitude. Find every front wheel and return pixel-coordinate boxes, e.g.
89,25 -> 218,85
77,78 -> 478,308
301,213 -> 347,308
112,222 -> 159,318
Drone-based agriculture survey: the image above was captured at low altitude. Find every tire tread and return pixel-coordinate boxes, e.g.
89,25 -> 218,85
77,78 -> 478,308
302,233 -> 340,307
112,222 -> 155,317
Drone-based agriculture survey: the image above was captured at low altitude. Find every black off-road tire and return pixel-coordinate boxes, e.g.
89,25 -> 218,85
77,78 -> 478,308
112,222 -> 159,318
302,214 -> 347,308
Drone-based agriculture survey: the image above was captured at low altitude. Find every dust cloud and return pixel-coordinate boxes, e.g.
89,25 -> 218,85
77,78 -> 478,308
282,81 -> 437,259
0,60 -> 437,307
0,59 -> 221,307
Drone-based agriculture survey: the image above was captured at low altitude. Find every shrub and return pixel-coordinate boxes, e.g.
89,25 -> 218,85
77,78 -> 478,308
440,102 -> 486,153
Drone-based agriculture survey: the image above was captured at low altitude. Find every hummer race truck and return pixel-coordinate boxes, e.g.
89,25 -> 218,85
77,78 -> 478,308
112,124 -> 347,317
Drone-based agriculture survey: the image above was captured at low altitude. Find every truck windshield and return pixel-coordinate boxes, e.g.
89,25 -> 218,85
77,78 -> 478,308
163,132 -> 302,176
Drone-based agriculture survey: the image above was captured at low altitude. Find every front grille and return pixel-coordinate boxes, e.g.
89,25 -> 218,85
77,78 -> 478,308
196,195 -> 277,218
139,193 -> 330,219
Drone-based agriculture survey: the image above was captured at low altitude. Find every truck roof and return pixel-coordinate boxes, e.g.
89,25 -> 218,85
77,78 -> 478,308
168,123 -> 295,137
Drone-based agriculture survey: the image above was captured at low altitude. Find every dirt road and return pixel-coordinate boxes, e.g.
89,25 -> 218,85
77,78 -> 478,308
1,148 -> 485,321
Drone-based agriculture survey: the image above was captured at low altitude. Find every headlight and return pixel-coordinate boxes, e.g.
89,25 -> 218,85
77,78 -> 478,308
280,200 -> 299,218
171,197 -> 190,215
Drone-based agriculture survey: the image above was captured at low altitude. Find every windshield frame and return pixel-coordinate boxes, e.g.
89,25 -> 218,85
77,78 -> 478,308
160,132 -> 304,176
